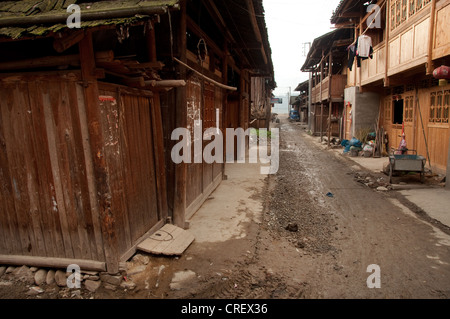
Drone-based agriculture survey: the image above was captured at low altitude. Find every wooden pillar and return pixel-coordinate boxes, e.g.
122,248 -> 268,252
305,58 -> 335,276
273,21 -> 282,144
426,0 -> 437,75
146,20 -> 157,63
222,40 -> 228,175
173,0 -> 187,228
328,51 -> 333,148
320,50 -> 324,142
446,135 -> 450,189
79,31 -> 119,274
384,0 -> 390,87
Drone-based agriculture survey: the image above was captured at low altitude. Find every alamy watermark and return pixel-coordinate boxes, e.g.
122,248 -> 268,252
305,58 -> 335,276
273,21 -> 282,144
66,264 -> 81,288
67,4 -> 81,29
366,264 -> 381,288
171,120 -> 279,174
367,4 -> 381,29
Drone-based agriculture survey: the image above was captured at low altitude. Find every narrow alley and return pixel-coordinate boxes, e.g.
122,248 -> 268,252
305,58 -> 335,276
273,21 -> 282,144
99,117 -> 450,299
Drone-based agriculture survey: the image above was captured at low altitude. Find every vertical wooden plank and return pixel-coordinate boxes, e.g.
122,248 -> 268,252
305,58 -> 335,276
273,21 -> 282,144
64,80 -> 99,261
41,84 -> 75,259
75,83 -> 105,262
21,81 -> 48,257
140,96 -> 159,229
150,93 -> 168,221
27,80 -> 66,258
98,87 -> 131,256
173,0 -> 188,228
9,82 -> 38,256
0,82 -> 21,255
79,32 -> 119,273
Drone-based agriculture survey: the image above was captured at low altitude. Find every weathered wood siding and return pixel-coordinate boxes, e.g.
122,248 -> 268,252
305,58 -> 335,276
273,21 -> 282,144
97,83 -> 164,259
185,76 -> 224,218
0,75 -> 105,263
0,75 -> 165,266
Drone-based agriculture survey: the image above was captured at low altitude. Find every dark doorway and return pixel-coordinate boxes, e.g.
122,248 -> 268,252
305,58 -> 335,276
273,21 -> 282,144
393,99 -> 404,124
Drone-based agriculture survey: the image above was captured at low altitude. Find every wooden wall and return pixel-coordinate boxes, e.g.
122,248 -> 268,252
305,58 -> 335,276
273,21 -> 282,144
433,0 -> 450,59
97,83 -> 165,261
0,74 -> 106,265
185,76 -> 224,219
0,75 -> 166,269
381,83 -> 450,173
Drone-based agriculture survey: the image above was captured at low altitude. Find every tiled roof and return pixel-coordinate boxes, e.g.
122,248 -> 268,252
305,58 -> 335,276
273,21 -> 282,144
0,0 -> 179,39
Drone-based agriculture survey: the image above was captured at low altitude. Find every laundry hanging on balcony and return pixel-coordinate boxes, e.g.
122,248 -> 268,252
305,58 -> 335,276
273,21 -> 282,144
347,35 -> 373,71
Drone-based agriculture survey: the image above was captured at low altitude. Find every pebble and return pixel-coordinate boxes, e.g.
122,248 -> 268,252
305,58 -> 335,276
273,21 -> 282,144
14,265 -> 34,284
46,270 -> 56,285
0,266 -> 6,277
376,186 -> 388,191
27,286 -> 44,295
5,266 -> 15,274
84,279 -> 101,292
34,269 -> 48,286
55,270 -> 67,287
100,273 -> 122,286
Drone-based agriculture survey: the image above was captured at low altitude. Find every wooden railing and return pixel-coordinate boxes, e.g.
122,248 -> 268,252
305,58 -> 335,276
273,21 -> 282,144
311,74 -> 346,103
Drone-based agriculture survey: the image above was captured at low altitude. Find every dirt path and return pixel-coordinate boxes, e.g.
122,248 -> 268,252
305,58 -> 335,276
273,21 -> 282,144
2,118 -> 450,300
162,117 -> 450,299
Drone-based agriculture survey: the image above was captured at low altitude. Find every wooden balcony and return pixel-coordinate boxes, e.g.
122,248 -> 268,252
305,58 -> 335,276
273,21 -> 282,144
311,74 -> 346,104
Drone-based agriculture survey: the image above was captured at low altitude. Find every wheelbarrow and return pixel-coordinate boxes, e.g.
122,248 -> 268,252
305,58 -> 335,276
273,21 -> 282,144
388,149 -> 426,184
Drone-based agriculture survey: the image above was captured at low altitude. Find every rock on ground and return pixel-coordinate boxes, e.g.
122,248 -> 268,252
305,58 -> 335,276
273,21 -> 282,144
55,270 -> 67,287
34,269 -> 48,286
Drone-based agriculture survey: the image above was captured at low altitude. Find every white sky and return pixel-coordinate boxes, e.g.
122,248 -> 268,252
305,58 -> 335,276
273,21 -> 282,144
263,0 -> 342,95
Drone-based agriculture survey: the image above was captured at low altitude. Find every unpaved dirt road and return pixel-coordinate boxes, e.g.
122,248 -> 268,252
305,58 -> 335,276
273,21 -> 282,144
2,117 -> 450,300
158,117 -> 450,299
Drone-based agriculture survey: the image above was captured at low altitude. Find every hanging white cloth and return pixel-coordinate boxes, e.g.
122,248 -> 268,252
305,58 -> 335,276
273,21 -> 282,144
357,35 -> 372,58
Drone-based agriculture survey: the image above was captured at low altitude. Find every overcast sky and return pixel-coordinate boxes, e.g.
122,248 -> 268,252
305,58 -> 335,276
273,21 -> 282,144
263,0 -> 342,96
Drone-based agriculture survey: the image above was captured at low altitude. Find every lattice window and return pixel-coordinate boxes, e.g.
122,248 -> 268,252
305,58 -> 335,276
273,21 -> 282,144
443,90 -> 450,123
402,0 -> 408,22
391,2 -> 397,30
430,92 -> 436,122
396,0 -> 402,26
385,98 -> 392,122
409,0 -> 416,16
404,96 -> 414,122
436,91 -> 443,123
416,0 -> 423,12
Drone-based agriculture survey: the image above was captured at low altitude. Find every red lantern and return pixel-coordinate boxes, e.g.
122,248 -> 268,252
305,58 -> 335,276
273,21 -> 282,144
433,65 -> 450,79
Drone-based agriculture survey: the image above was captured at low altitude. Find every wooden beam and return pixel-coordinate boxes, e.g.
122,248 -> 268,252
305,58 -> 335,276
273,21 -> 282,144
426,0 -> 437,75
53,30 -> 85,53
145,79 -> 186,88
0,51 -> 114,71
0,5 -> 171,28
174,58 -> 237,91
0,255 -> 106,272
245,0 -> 268,65
186,16 -> 224,59
146,21 -> 158,63
126,61 -> 165,70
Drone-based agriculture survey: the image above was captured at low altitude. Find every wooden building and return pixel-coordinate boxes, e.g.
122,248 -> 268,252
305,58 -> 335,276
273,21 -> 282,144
331,0 -> 450,174
301,28 -> 352,142
0,0 -> 274,273
293,79 -> 309,124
